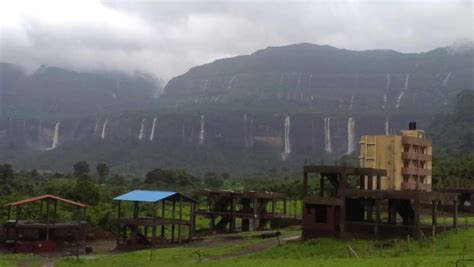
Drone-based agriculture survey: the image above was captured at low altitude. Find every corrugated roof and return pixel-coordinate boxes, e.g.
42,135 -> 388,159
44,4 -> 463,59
113,190 -> 196,203
3,194 -> 87,208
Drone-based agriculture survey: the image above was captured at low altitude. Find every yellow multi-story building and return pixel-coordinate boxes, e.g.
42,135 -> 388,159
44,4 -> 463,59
359,122 -> 432,191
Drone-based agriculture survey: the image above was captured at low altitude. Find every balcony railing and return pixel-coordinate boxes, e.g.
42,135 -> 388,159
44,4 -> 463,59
402,136 -> 432,146
401,167 -> 432,176
401,182 -> 432,191
401,152 -> 432,161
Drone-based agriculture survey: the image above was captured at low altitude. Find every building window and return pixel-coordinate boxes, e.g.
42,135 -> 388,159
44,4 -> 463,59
403,175 -> 409,183
404,145 -> 410,153
403,160 -> 409,168
315,205 -> 328,223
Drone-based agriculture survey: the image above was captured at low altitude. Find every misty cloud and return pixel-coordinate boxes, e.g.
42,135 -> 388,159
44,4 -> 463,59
1,0 -> 472,81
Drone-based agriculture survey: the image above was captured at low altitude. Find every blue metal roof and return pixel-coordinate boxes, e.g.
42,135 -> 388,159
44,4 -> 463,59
113,190 -> 177,202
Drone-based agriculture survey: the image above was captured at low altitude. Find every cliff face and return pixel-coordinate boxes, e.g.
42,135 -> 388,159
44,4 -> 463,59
1,43 -> 473,175
0,112 -> 433,175
161,43 -> 473,115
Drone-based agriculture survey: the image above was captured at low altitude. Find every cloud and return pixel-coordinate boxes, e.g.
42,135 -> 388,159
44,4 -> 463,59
1,0 -> 472,81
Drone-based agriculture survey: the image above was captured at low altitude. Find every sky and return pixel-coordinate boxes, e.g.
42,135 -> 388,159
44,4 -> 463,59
0,0 -> 472,81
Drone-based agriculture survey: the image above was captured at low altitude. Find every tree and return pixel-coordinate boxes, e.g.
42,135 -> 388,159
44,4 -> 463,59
144,168 -> 174,185
204,172 -> 224,189
70,174 -> 100,206
73,161 -> 90,176
0,164 -> 14,194
96,163 -> 110,178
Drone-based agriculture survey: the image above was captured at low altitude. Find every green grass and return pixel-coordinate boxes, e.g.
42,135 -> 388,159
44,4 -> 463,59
1,226 -> 473,267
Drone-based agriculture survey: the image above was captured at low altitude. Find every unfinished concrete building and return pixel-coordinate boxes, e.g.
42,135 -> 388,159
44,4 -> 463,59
359,122 -> 433,191
2,194 -> 87,253
114,190 -> 196,250
302,165 -> 459,240
194,190 -> 295,232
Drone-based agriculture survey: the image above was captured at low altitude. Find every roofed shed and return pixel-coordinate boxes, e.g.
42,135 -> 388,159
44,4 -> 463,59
113,190 -> 196,250
2,194 -> 87,253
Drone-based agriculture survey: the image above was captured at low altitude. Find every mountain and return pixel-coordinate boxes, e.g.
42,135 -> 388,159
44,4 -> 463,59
1,64 -> 163,120
161,43 -> 473,115
0,43 -> 472,176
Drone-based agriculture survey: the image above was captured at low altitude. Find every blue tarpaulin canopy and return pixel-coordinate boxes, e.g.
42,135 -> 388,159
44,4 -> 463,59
113,190 -> 196,203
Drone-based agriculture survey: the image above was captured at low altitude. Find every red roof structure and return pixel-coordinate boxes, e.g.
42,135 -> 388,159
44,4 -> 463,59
3,194 -> 87,208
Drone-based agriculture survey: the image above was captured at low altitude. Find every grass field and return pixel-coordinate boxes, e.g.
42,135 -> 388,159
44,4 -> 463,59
2,224 -> 472,267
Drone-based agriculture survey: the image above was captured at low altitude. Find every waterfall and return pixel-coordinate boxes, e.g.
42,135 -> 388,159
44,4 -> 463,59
383,73 -> 390,108
386,73 -> 391,90
324,117 -> 333,153
203,79 -> 209,90
226,75 -> 238,91
346,118 -> 355,154
281,115 -> 291,160
138,119 -> 146,141
199,115 -> 205,145
396,74 -> 410,109
442,72 -> 452,87
101,120 -> 108,140
385,119 -> 390,135
46,122 -> 60,150
149,117 -> 157,142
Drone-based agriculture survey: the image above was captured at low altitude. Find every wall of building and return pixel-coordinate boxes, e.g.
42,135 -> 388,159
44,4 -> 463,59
359,129 -> 432,191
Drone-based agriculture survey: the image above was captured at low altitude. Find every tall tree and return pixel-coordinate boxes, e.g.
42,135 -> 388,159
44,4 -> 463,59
96,163 -> 110,178
73,161 -> 90,176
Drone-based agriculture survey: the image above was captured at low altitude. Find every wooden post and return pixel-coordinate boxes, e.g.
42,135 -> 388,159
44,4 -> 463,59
131,201 -> 139,247
453,199 -> 458,230
171,201 -> 176,243
161,201 -> 165,237
14,206 -> 20,252
413,195 -> 421,238
283,199 -> 287,215
367,175 -> 373,190
152,203 -> 157,246
374,198 -> 380,236
189,202 -> 195,241
178,197 -> 183,244
117,201 -> 122,245
253,197 -> 258,231
319,175 -> 324,197
76,206 -> 80,261
46,199 -> 50,240
432,200 -> 437,239
6,206 -> 11,241
376,176 -> 381,190
271,197 -> 276,215
303,171 -> 309,198
360,175 -> 365,190
230,196 -> 236,232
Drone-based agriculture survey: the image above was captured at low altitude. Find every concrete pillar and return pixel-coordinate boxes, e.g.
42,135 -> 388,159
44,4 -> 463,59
413,196 -> 421,238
